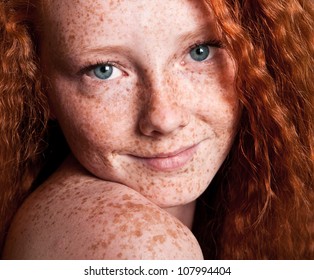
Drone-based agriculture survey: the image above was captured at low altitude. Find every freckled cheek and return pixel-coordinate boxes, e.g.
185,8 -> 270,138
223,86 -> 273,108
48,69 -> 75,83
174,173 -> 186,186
183,73 -> 238,114
49,81 -> 141,151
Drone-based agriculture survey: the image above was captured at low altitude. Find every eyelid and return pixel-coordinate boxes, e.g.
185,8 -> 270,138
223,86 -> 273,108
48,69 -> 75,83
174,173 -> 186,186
76,60 -> 128,83
182,39 -> 224,64
187,39 -> 224,52
78,60 -> 123,77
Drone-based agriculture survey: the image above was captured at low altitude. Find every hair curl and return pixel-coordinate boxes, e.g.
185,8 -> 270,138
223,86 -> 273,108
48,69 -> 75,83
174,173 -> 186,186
0,0 -> 313,259
195,0 -> 314,259
0,0 -> 49,252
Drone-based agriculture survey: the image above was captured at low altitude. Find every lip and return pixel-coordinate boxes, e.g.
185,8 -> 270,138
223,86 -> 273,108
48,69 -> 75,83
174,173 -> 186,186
131,144 -> 199,172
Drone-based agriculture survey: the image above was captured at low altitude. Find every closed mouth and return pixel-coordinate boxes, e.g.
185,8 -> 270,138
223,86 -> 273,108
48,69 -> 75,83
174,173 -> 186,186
131,144 -> 199,172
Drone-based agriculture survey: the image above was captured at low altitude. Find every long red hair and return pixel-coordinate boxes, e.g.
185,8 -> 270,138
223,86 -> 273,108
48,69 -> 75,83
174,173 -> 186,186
0,0 -> 49,252
0,0 -> 313,258
195,0 -> 314,259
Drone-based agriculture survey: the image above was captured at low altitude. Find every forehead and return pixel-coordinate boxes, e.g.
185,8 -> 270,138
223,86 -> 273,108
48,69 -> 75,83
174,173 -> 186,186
41,0 -> 215,50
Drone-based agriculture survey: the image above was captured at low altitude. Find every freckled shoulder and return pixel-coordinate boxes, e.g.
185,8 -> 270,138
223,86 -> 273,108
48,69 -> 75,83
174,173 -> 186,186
3,159 -> 203,260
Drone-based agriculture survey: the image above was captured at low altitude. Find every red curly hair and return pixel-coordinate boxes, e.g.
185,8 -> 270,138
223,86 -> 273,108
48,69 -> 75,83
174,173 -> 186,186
0,0 -> 313,259
0,0 -> 49,253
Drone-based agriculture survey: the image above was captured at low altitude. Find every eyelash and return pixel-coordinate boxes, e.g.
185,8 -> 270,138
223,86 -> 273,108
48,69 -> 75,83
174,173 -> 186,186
78,60 -> 120,75
78,39 -> 224,76
187,39 -> 224,53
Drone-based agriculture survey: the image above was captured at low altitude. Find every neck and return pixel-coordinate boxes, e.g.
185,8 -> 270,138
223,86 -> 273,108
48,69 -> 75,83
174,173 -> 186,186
163,201 -> 196,229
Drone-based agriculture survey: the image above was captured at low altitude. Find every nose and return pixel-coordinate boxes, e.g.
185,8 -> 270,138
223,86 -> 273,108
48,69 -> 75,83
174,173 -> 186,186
138,82 -> 190,137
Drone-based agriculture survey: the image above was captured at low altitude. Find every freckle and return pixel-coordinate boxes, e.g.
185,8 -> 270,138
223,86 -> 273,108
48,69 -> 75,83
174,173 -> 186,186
122,194 -> 132,200
119,224 -> 128,231
167,229 -> 178,239
152,235 -> 166,244
34,203 -> 42,210
46,198 -> 53,205
134,229 -> 143,237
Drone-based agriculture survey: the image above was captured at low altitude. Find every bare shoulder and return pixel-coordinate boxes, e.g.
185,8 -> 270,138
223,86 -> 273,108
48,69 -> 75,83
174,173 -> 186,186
3,159 -> 203,259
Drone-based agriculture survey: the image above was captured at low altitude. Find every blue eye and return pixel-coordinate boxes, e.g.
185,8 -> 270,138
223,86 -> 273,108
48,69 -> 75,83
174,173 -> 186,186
94,64 -> 113,79
189,44 -> 212,62
89,63 -> 122,80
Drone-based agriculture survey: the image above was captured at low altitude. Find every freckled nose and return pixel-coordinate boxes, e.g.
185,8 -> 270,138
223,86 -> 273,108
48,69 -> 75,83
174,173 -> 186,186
138,93 -> 190,137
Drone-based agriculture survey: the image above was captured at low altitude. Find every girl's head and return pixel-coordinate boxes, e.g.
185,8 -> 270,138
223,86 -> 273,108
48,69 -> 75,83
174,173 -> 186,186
36,0 -> 240,208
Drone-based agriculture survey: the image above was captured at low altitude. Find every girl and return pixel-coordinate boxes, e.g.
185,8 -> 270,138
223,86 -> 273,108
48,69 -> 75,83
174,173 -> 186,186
1,0 -> 313,259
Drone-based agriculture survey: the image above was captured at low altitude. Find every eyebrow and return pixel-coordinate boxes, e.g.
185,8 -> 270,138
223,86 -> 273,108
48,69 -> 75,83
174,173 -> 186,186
80,22 -> 219,55
80,45 -> 131,56
177,23 -> 220,44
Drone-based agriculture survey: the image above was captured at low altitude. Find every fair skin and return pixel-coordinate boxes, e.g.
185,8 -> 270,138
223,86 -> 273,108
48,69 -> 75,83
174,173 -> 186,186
3,0 -> 239,259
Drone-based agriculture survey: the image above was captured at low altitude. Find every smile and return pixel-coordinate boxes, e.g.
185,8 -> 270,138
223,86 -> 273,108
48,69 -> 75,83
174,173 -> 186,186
131,144 -> 199,172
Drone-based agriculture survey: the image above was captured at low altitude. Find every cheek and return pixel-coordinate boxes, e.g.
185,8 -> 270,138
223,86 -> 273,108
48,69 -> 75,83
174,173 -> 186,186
47,77 -> 139,155
181,68 -> 239,134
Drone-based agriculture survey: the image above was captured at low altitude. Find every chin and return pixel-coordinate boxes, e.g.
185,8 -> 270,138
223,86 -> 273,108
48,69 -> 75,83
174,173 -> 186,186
133,179 -> 209,208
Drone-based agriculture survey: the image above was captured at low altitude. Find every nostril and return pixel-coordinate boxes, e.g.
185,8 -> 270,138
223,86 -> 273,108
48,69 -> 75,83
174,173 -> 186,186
138,102 -> 190,137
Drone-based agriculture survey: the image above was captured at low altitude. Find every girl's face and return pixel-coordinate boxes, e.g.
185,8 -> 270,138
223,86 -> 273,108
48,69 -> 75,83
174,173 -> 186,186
40,0 -> 240,207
